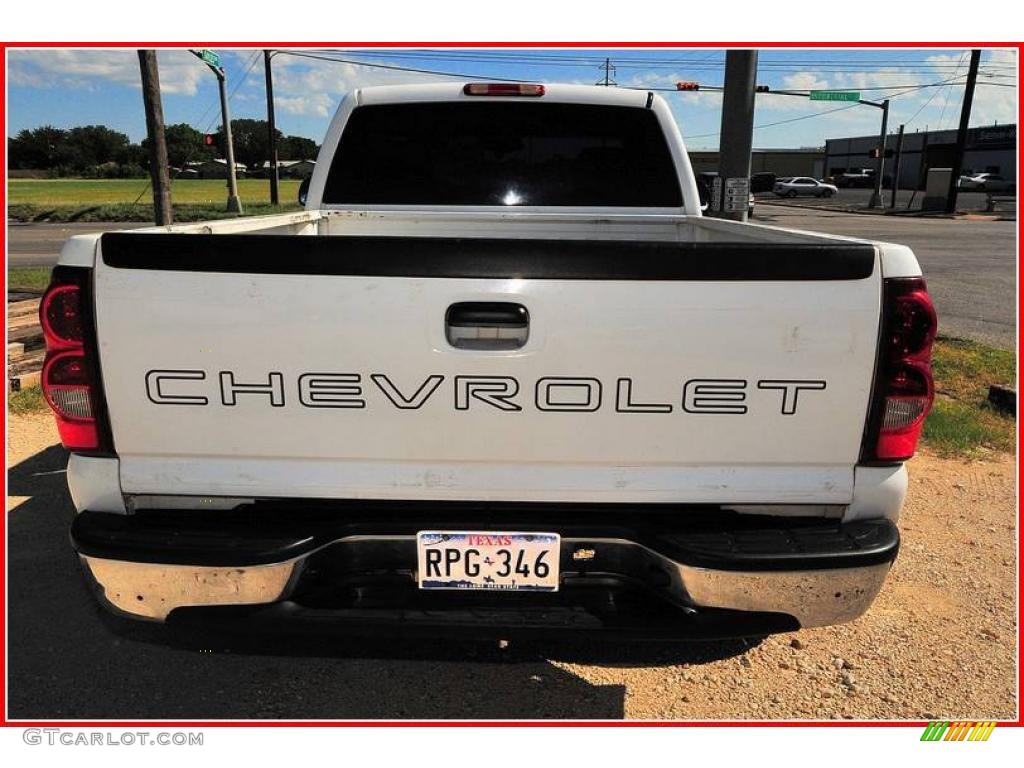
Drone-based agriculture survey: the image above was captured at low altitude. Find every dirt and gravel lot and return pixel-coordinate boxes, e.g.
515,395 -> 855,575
6,411 -> 1017,720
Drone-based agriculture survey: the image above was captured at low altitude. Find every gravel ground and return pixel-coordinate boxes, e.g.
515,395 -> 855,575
6,412 -> 1018,720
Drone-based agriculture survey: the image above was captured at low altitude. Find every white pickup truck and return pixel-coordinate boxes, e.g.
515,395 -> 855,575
44,82 -> 937,641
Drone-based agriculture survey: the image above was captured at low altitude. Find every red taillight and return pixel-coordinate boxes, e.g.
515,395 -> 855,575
463,83 -> 545,97
41,283 -> 85,348
39,270 -> 108,453
865,277 -> 937,462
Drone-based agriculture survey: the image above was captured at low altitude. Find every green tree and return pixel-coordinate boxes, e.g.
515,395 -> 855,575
214,118 -> 278,172
211,120 -> 321,169
279,134 -> 319,160
65,125 -> 133,167
8,125 -> 69,169
9,124 -> 138,173
144,123 -> 214,169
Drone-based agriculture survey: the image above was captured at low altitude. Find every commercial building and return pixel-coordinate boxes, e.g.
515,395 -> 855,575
688,148 -> 825,179
181,158 -> 248,179
825,124 -> 1016,189
259,159 -> 316,179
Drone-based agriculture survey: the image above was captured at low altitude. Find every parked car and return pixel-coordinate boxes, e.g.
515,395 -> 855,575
45,82 -> 935,641
835,170 -> 876,189
959,173 -> 1015,193
774,177 -> 839,198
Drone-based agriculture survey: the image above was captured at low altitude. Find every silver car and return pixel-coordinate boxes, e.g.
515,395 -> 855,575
959,173 -> 1015,193
774,177 -> 838,198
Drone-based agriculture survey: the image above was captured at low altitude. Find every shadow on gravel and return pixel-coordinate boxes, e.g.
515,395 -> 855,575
8,444 -> 755,720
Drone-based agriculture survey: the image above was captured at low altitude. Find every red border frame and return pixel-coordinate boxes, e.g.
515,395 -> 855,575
1,40 -> 1021,729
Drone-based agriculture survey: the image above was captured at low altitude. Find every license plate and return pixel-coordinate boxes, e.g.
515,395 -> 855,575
417,531 -> 560,592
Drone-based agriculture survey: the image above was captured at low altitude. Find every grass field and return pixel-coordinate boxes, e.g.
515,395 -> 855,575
9,178 -> 302,206
7,267 -> 52,292
923,337 -> 1016,457
7,178 -> 303,222
7,385 -> 48,415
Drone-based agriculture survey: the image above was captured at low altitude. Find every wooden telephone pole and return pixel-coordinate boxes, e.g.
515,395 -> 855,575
264,50 -> 280,206
137,50 -> 172,225
945,49 -> 982,214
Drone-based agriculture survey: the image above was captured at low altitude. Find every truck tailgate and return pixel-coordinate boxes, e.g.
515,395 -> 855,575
94,233 -> 880,504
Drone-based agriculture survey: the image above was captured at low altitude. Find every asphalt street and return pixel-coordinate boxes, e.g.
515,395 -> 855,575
6,207 -> 1016,347
760,188 -> 1006,213
750,204 -> 1016,349
6,222 -> 146,267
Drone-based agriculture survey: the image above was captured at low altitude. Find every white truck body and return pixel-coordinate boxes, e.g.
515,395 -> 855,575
48,83 -> 936,637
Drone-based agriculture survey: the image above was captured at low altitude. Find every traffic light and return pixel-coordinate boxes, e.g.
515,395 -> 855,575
676,81 -> 700,91
867,148 -> 896,159
755,85 -> 770,93
203,134 -> 216,147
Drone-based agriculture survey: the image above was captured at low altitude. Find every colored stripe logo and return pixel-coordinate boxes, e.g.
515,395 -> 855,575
921,721 -> 997,741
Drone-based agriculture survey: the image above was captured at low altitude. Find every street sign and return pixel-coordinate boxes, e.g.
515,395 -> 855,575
198,49 -> 221,68
709,177 -> 722,212
809,90 -> 860,102
723,177 -> 750,213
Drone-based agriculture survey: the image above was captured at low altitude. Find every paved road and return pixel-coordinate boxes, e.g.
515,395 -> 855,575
751,205 -> 1016,349
6,222 -> 146,267
759,188 -> 1011,213
8,211 -> 1015,348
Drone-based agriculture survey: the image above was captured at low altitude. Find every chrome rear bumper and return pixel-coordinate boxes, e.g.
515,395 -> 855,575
78,515 -> 896,631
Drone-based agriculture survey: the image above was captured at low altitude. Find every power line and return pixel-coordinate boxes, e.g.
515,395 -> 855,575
904,73 -> 963,129
276,50 -> 527,82
324,48 -> 1014,68
935,51 -> 968,130
300,48 -> 1017,78
683,102 -> 861,140
265,52 -> 1013,146
276,50 -> 1013,96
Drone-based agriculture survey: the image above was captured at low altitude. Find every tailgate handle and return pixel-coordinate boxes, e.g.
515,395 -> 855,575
446,302 -> 529,350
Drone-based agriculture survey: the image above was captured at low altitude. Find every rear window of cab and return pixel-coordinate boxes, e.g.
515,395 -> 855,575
322,101 -> 683,208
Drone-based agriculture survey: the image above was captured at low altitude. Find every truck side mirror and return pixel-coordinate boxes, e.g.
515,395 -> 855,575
298,177 -> 311,206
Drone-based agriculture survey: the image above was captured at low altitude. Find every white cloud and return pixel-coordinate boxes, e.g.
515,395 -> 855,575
264,54 -> 443,117
624,69 -> 722,106
7,49 -> 208,95
781,71 -> 829,91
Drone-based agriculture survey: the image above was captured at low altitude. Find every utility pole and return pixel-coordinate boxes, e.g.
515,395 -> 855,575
190,49 -> 242,214
137,50 -> 172,226
867,99 -> 889,208
715,50 -> 758,222
945,49 -> 982,214
264,50 -> 280,206
597,58 -> 616,87
216,73 -> 243,213
889,124 -> 905,209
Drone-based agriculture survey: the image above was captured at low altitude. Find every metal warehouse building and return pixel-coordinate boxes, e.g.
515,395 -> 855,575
825,123 -> 1016,189
688,148 -> 825,179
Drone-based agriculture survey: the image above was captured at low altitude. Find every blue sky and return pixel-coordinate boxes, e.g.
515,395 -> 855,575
6,48 -> 1017,151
